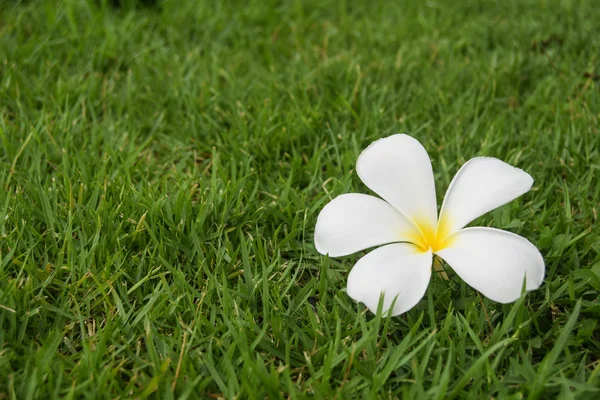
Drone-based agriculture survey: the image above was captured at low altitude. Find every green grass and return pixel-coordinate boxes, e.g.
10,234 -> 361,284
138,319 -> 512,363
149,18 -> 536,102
1,0 -> 599,398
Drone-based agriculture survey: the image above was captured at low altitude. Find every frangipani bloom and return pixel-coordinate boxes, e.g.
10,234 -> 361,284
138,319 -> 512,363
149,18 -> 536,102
315,134 -> 545,316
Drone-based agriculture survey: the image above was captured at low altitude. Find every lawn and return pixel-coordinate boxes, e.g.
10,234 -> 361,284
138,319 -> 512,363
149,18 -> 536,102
1,0 -> 599,398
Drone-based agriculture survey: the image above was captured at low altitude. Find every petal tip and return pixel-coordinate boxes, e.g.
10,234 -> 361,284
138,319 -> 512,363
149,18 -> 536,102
356,133 -> 417,168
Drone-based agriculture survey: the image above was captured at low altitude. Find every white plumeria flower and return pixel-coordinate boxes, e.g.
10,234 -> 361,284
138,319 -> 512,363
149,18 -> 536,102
314,134 -> 545,316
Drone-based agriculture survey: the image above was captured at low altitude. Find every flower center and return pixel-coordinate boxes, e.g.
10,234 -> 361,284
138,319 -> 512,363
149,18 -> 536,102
408,216 -> 454,252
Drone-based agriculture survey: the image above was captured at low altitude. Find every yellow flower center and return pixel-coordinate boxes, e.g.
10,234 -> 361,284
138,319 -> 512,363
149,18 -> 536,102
406,215 -> 454,252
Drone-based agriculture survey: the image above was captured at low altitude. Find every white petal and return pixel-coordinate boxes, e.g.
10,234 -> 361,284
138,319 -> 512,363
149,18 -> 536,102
315,193 -> 418,257
347,243 -> 432,316
435,227 -> 545,303
356,134 -> 438,230
438,157 -> 533,235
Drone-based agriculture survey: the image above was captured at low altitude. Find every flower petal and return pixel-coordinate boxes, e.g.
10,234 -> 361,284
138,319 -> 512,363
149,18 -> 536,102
438,157 -> 533,235
356,134 -> 438,229
347,243 -> 432,316
435,227 -> 545,303
315,193 -> 417,257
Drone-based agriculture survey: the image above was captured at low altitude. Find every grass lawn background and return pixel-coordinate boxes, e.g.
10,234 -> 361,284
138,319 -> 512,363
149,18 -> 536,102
1,0 -> 599,398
